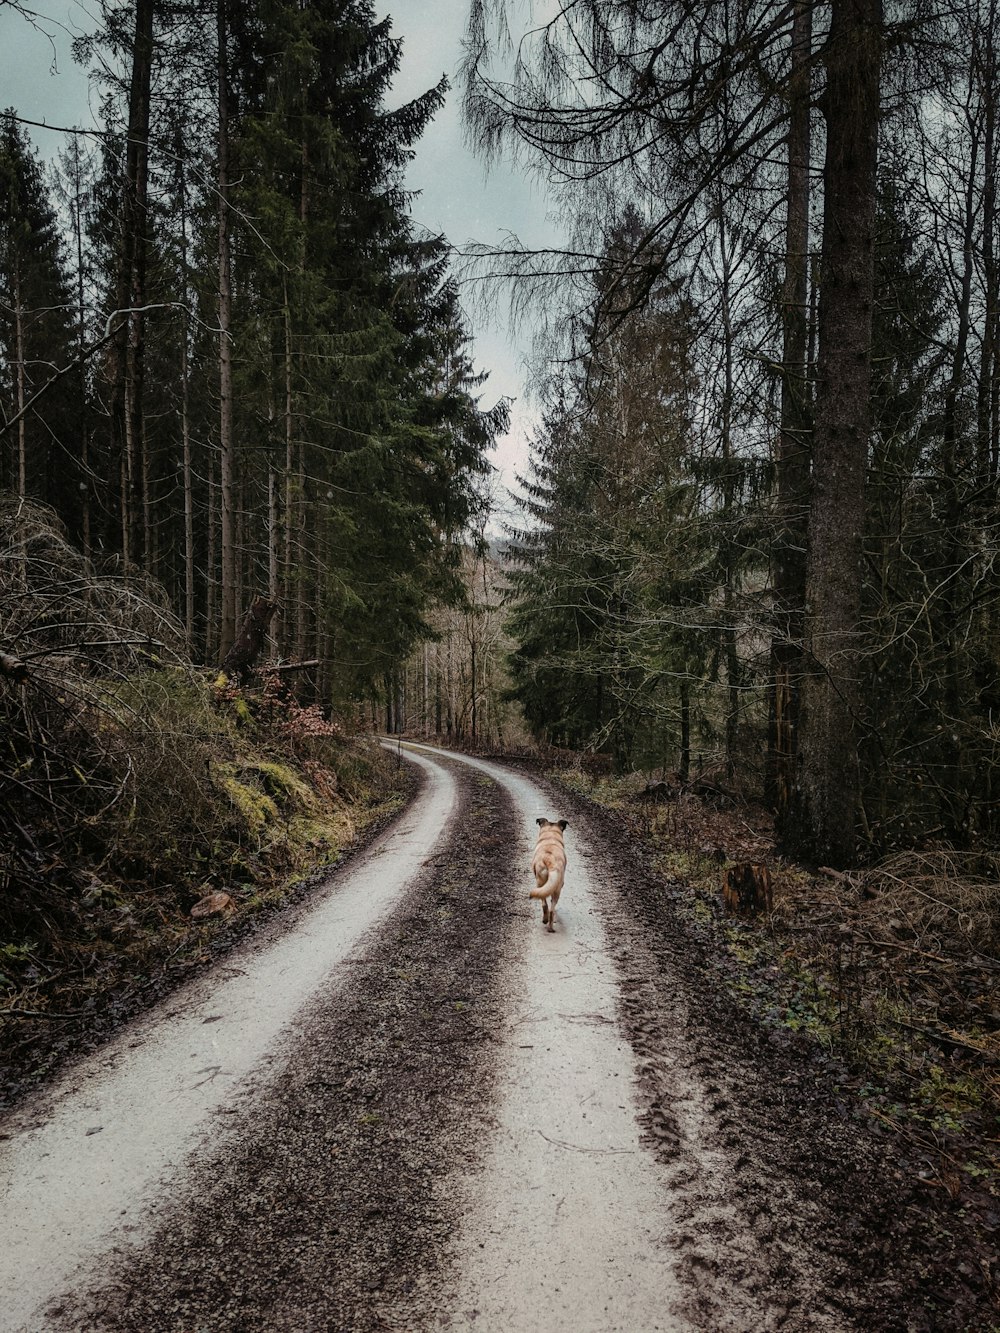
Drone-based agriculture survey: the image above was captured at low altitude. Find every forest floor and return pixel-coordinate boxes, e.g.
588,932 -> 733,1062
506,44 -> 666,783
1,742 -> 998,1331
539,755 -> 1000,1326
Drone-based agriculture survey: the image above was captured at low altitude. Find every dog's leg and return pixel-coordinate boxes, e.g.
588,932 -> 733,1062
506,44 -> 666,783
541,899 -> 549,926
546,901 -> 556,932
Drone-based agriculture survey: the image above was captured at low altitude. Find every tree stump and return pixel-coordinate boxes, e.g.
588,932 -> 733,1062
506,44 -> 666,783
220,596 -> 277,680
634,779 -> 679,803
722,862 -> 773,915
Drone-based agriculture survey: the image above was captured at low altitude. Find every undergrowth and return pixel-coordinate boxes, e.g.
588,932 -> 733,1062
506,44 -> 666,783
1,667 -> 402,1053
553,762 -> 1000,1198
0,499 -> 407,1085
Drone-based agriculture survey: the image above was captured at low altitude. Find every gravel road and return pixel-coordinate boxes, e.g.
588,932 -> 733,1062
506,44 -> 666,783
0,743 -> 940,1332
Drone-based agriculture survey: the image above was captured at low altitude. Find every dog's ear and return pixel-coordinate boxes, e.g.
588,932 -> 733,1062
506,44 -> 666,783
536,816 -> 548,827
558,819 -> 568,831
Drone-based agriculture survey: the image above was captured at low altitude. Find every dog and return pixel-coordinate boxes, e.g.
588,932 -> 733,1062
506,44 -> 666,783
529,817 -> 568,932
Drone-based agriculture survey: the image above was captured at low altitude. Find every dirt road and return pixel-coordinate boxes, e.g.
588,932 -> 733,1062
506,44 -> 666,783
0,744 -> 940,1331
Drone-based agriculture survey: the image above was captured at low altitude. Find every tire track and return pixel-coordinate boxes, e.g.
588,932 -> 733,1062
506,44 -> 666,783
521,769 -> 928,1332
45,761 -> 521,1332
395,742 -> 691,1333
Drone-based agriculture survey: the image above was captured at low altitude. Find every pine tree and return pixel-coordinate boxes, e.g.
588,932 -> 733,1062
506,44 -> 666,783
0,114 -> 77,521
229,0 -> 497,699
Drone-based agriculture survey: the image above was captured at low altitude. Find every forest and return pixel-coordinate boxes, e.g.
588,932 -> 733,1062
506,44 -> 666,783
1,0 -> 999,935
4,5 -> 1000,1323
459,0 -> 1000,871
0,0 -> 513,953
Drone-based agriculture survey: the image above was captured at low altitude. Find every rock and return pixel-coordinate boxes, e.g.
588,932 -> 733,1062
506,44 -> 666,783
190,891 -> 236,920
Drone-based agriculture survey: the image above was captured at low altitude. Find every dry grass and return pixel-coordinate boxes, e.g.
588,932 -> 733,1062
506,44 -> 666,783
554,761 -> 1000,1178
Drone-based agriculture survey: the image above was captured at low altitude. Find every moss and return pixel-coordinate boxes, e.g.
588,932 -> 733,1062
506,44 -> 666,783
216,766 -> 279,837
251,760 -> 314,808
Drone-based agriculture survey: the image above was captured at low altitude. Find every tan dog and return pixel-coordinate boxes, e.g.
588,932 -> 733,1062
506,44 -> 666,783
529,817 -> 568,932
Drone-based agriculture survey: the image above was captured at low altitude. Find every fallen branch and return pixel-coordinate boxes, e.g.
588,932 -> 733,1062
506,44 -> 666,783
888,1017 -> 1000,1064
0,1006 -> 91,1021
259,659 -> 320,675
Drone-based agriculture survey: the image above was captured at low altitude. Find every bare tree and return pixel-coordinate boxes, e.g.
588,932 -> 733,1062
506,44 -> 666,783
790,0 -> 882,866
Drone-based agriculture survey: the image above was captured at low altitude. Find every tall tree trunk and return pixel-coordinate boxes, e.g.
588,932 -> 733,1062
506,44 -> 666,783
791,0 -> 881,867
295,436 -> 307,660
423,642 -> 430,737
182,328 -> 194,644
111,0 -> 154,568
178,145 -> 195,646
716,191 -> 741,780
769,0 -> 812,829
935,86 -> 981,839
268,461 -> 280,613
206,449 -> 217,664
281,276 -> 295,656
217,0 -> 237,663
435,641 -> 443,733
975,2 -> 999,486
13,265 -> 26,498
70,148 -> 92,564
471,636 -> 478,743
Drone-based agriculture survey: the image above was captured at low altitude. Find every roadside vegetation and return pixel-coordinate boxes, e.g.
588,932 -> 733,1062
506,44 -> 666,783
0,499 -> 408,1101
550,758 -> 1000,1212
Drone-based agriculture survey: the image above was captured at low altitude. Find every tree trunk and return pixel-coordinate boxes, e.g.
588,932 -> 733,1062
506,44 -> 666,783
435,641 -> 443,733
268,462 -> 280,613
769,0 -> 812,829
13,265 -> 26,498
221,596 -> 278,680
976,13 -> 998,487
70,148 -> 92,564
182,313 -> 194,643
281,277 -> 295,656
470,636 -> 477,743
111,0 -> 155,568
206,449 -> 217,664
791,0 -> 881,867
217,0 -> 237,663
178,142 -> 195,646
716,190 -> 741,781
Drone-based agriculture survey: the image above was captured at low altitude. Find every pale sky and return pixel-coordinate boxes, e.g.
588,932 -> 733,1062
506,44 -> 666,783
0,0 -> 558,522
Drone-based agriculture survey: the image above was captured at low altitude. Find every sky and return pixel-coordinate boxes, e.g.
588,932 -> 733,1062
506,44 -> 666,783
0,0 -> 559,522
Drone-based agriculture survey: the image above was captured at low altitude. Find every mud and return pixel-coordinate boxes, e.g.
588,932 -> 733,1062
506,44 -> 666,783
522,766 -> 998,1333
47,762 -> 522,1332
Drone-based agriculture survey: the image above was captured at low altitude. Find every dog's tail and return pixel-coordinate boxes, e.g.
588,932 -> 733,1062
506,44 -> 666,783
529,866 -> 563,899
529,865 -> 549,899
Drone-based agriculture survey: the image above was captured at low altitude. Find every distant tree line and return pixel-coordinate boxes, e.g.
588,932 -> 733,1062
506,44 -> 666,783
468,0 -> 1000,866
0,0 -> 507,707
390,539 -> 530,749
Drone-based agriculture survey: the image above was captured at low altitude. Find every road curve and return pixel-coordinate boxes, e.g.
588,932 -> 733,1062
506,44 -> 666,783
1,742 -> 698,1332
0,749 -> 456,1332
391,741 -> 689,1332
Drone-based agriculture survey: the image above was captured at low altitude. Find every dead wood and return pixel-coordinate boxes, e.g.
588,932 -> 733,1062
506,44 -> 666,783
259,659 -> 320,675
0,651 -> 29,682
722,861 -> 774,915
220,596 -> 277,680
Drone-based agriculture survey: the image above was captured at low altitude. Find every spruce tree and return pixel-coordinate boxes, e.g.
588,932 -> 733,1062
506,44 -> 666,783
0,114 -> 77,524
